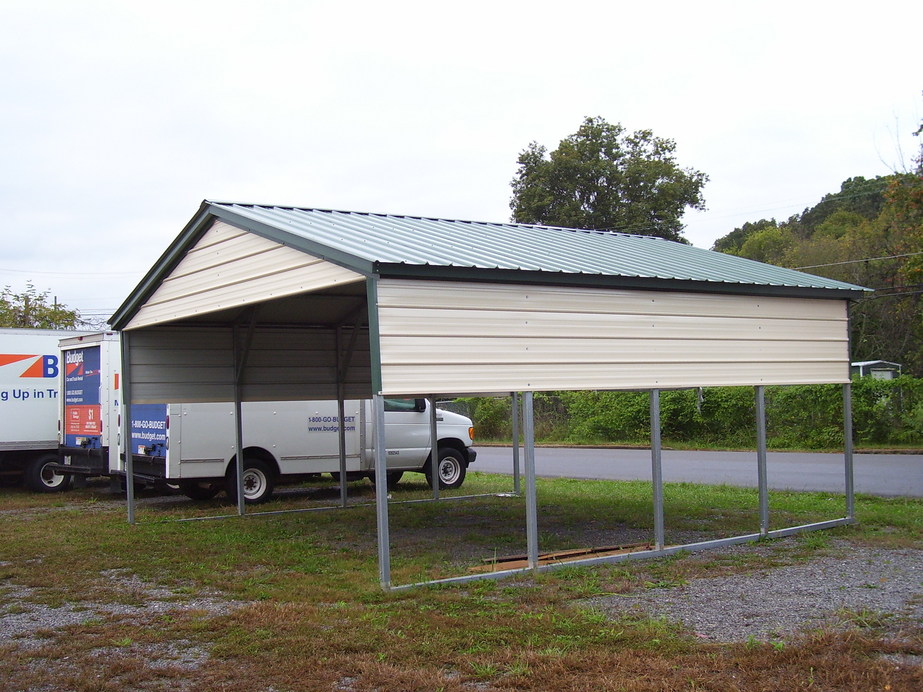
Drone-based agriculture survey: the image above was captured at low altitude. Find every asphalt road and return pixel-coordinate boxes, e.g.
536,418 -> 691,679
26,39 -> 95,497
471,446 -> 923,498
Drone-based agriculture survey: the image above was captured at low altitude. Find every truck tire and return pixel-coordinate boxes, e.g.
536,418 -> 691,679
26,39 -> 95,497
425,447 -> 466,490
330,471 -> 366,483
367,471 -> 404,488
24,454 -> 72,493
178,480 -> 221,501
226,458 -> 275,504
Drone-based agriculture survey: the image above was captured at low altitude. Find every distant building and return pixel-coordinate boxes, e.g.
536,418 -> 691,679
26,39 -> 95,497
851,360 -> 902,379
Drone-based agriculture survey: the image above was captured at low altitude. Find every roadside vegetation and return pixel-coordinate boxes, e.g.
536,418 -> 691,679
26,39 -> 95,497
1,473 -> 921,690
454,377 -> 923,450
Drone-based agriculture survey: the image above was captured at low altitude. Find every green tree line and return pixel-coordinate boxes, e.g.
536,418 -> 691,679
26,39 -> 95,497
710,118 -> 923,374
456,377 -> 923,450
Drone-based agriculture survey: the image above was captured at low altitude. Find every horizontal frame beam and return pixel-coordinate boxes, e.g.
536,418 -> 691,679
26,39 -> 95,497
388,517 -> 855,591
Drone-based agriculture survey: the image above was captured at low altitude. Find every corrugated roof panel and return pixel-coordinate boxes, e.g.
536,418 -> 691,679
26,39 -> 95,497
208,202 -> 867,294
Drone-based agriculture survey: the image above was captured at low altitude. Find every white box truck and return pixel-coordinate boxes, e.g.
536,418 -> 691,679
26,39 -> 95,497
53,332 -> 477,503
0,327 -> 90,491
129,398 -> 477,503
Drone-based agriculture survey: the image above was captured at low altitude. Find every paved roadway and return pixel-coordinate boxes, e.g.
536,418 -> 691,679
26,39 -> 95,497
471,446 -> 923,498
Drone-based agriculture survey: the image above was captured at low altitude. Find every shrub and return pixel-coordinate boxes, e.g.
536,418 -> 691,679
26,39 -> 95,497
452,377 -> 923,448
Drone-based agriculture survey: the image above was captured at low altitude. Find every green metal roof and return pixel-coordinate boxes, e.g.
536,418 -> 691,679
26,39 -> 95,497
206,202 -> 867,297
111,200 -> 869,328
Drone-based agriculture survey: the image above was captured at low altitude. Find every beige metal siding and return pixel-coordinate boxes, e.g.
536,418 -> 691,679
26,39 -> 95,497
127,326 -> 372,403
126,220 -> 364,329
376,280 -> 850,394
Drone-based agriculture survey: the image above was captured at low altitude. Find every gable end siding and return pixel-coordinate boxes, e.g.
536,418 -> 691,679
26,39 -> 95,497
125,220 -> 364,329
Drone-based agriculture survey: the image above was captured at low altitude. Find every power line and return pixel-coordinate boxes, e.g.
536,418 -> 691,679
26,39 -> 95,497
795,251 -> 923,270
0,266 -> 140,277
859,289 -> 923,301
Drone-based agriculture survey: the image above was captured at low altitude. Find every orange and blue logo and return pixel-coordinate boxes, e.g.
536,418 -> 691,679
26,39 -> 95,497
0,354 -> 60,378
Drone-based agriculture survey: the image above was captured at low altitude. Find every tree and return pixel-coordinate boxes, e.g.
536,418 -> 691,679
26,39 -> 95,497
509,116 -> 708,242
0,282 -> 84,329
711,218 -> 779,254
737,225 -> 795,265
795,176 -> 891,237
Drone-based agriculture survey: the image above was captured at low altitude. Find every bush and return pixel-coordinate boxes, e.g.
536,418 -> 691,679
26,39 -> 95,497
765,384 -> 843,448
455,396 -> 512,440
559,390 -> 650,444
451,377 -> 923,448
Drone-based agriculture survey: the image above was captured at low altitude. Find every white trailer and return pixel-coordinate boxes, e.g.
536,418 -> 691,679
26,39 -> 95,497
0,327 -> 91,491
130,398 -> 477,503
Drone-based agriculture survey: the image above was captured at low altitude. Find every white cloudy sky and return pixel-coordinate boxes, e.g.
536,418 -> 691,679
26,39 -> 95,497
1,0 -> 920,322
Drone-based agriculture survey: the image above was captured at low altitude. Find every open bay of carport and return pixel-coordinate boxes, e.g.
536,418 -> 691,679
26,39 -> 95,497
473,446 -> 923,498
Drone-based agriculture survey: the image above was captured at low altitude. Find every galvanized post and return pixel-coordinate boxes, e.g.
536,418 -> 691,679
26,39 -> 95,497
233,398 -> 245,516
755,385 -> 769,536
844,382 -> 855,520
650,389 -> 665,551
372,394 -> 391,589
337,393 -> 348,508
523,391 -> 539,570
336,328 -> 348,508
120,331 -> 136,525
429,395 -> 439,500
232,327 -> 245,517
511,392 -> 521,495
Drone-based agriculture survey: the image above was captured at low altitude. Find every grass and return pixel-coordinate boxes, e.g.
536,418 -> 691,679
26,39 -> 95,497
0,472 -> 921,690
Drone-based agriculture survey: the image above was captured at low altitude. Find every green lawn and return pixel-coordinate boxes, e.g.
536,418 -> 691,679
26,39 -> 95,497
0,473 -> 920,690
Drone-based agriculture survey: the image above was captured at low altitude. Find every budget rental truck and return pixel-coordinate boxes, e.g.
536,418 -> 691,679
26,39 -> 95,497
53,331 -> 477,503
57,331 -> 123,484
0,327 -> 91,491
130,398 -> 477,503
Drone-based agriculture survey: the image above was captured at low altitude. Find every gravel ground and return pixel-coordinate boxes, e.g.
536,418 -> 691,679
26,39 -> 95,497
0,567 -> 242,675
584,541 -> 923,645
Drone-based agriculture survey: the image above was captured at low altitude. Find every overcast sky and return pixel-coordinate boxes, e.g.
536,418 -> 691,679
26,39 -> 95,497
1,0 -> 920,323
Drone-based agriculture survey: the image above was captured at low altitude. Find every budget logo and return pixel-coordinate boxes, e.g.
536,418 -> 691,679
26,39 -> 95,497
0,354 -> 59,378
65,349 -> 84,377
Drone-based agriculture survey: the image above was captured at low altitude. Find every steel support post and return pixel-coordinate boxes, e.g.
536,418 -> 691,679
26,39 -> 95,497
372,394 -> 392,589
523,391 -> 539,570
511,392 -> 521,495
232,326 -> 246,517
844,382 -> 855,520
755,385 -> 769,536
650,389 -> 665,551
337,393 -> 348,508
336,328 -> 348,508
121,331 -> 136,525
233,397 -> 245,516
230,319 -> 257,516
429,395 -> 440,500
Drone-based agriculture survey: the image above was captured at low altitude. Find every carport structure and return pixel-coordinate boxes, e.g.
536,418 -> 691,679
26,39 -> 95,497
110,201 -> 868,590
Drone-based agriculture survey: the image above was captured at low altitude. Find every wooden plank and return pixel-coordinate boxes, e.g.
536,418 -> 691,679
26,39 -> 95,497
469,542 -> 653,573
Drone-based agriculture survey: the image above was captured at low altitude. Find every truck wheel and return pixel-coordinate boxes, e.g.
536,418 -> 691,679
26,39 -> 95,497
367,471 -> 404,488
425,447 -> 466,490
178,480 -> 221,501
24,454 -> 72,493
330,471 -> 366,483
226,459 -> 275,504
